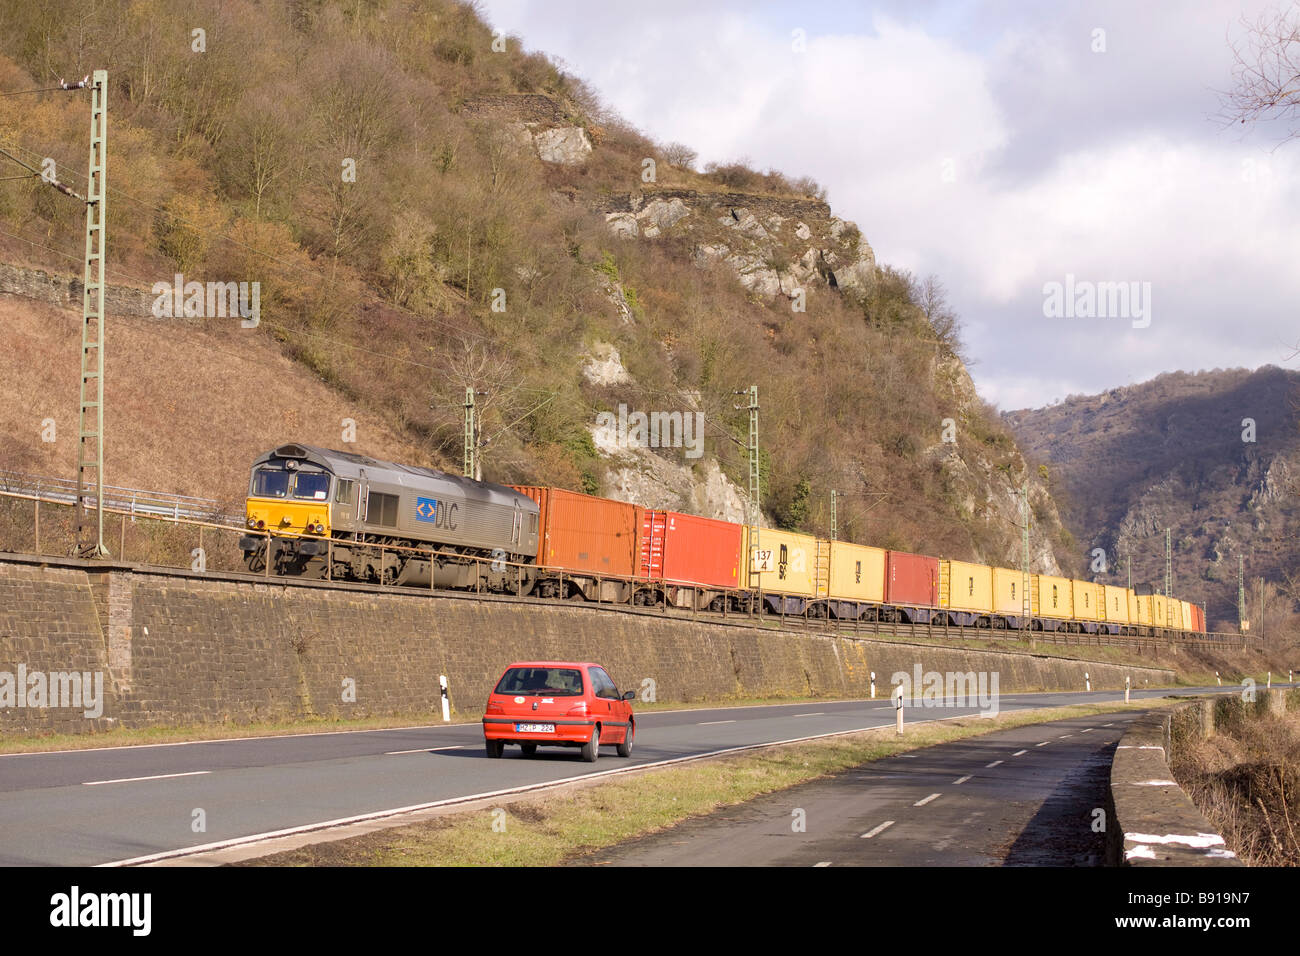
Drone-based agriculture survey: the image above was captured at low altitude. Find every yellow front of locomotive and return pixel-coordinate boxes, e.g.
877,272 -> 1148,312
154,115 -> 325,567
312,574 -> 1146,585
243,458 -> 332,550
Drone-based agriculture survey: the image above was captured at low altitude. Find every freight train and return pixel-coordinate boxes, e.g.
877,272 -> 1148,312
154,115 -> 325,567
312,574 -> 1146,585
239,443 -> 1206,637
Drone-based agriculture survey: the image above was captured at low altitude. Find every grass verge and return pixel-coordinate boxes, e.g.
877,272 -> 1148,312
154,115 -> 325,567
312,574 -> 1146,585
235,699 -> 1170,867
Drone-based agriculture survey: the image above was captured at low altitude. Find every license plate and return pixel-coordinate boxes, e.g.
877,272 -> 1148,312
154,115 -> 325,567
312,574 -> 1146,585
515,723 -> 555,733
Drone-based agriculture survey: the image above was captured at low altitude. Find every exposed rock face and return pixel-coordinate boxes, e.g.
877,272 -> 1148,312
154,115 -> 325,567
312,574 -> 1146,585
581,342 -> 632,386
534,126 -> 592,165
926,353 -> 1065,575
596,187 -> 875,304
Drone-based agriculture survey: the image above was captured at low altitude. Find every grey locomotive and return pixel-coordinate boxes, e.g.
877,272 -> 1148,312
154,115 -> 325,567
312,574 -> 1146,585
239,443 -> 539,591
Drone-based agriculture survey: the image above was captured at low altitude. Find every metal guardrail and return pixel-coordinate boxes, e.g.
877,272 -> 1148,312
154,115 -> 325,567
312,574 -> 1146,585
0,469 -> 243,526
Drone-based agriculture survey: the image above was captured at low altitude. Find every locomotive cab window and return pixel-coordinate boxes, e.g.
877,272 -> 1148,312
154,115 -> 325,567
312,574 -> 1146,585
292,472 -> 331,501
251,467 -> 290,498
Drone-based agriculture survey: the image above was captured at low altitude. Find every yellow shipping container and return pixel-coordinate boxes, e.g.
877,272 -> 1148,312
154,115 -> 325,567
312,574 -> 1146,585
1033,574 -> 1074,620
991,567 -> 1027,617
743,527 -> 816,597
827,540 -> 887,604
1152,594 -> 1169,629
1178,599 -> 1193,631
1102,585 -> 1131,625
1071,580 -> 1100,621
1132,595 -> 1154,627
940,560 -> 994,613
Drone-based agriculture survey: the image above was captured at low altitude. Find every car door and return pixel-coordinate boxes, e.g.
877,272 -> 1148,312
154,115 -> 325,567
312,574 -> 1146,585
588,666 -> 625,740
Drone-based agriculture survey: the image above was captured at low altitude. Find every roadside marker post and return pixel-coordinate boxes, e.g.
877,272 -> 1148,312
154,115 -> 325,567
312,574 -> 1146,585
439,675 -> 451,722
1125,676 -> 1130,704
1085,672 -> 1090,693
894,684 -> 904,736
1216,671 -> 1221,686
870,671 -> 876,700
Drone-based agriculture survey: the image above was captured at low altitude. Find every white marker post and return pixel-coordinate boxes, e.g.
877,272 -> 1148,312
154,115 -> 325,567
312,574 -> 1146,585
870,671 -> 876,700
1267,671 -> 1271,689
439,674 -> 451,722
1085,672 -> 1090,693
1216,671 -> 1221,686
894,684 -> 904,736
1124,675 -> 1130,704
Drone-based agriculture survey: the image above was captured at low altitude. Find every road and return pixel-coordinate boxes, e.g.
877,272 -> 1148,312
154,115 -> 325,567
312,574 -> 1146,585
0,685 -> 1235,866
581,711 -> 1133,866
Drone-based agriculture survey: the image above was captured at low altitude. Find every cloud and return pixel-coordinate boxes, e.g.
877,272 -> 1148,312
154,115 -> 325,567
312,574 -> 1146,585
477,0 -> 1300,408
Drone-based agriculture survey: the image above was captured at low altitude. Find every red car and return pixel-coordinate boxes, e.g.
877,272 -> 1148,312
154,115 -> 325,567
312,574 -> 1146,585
483,661 -> 636,762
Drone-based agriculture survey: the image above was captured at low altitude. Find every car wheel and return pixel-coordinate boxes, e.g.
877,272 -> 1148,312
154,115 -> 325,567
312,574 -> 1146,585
520,743 -> 538,757
581,725 -> 600,762
485,739 -> 504,758
616,722 -> 634,758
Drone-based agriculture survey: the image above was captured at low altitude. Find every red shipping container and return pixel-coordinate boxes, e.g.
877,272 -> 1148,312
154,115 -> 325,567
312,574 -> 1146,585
886,551 -> 939,607
512,486 -> 642,578
640,511 -> 743,590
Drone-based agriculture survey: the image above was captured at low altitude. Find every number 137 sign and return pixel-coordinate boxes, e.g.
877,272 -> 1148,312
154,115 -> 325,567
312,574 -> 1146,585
751,549 -> 774,573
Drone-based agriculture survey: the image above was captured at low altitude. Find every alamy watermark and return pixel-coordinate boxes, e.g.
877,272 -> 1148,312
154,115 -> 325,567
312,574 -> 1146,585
151,274 -> 260,327
1042,274 -> 1151,329
595,403 -> 704,459
0,665 -> 104,718
891,665 -> 1000,717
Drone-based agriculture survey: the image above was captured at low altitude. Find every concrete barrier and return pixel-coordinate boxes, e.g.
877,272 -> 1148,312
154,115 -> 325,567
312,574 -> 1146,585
1108,689 -> 1294,866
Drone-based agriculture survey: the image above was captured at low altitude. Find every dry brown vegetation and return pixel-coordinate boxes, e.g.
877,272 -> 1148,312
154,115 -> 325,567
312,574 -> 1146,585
1173,705 -> 1300,866
0,0 -> 1061,567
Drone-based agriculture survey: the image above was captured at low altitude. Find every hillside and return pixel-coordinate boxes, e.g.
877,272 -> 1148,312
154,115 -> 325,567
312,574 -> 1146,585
1004,366 -> 1300,627
0,0 -> 1073,571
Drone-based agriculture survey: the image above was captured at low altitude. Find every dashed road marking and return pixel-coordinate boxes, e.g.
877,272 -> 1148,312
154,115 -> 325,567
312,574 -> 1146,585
1059,734 -> 1073,738
985,760 -> 1003,768
814,861 -> 833,867
1081,728 -> 1095,733
84,770 -> 211,786
1012,749 -> 1028,756
794,713 -> 825,717
953,775 -> 971,785
862,821 -> 895,839
1036,741 -> 1050,747
914,793 -> 941,807
385,746 -> 463,755
697,720 -> 737,725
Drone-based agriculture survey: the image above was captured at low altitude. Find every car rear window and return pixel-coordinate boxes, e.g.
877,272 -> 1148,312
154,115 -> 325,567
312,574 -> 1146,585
494,667 -> 585,697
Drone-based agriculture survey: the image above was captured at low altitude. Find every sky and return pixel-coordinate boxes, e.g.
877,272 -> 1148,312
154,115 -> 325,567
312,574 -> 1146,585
475,0 -> 1300,410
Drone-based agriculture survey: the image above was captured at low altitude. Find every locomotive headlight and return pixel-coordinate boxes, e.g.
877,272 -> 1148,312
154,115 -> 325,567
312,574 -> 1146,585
247,517 -> 257,529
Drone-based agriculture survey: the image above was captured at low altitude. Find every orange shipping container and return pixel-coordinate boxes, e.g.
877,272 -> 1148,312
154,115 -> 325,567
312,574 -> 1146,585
512,486 -> 642,578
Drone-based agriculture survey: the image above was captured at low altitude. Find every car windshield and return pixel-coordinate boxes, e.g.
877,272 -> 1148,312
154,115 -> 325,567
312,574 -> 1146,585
494,667 -> 585,697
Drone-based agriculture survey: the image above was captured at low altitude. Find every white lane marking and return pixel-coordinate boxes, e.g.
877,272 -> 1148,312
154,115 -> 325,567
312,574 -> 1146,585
914,793 -> 941,807
697,720 -> 737,725
93,711 -> 991,867
814,861 -> 833,867
1059,734 -> 1073,738
794,713 -> 825,717
84,770 -> 211,786
862,821 -> 895,838
1081,728 -> 1095,733
953,775 -> 971,785
384,746 -> 463,755
900,754 -> 917,758
1036,741 -> 1050,747
1012,749 -> 1028,757
1102,723 -> 1115,727
985,760 -> 1003,768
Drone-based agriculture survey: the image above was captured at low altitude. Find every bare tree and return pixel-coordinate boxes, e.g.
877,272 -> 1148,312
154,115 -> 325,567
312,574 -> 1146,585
1220,5 -> 1300,139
